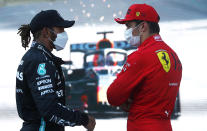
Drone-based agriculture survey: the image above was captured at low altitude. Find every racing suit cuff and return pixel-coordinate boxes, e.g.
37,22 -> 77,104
80,113 -> 89,127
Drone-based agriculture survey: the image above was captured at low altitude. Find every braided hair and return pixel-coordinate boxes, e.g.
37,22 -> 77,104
17,24 -> 42,50
17,24 -> 31,50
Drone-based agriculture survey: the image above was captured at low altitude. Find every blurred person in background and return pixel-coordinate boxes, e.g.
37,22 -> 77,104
16,10 -> 95,131
107,4 -> 182,131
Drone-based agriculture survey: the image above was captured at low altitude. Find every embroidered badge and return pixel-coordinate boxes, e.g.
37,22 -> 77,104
136,12 -> 140,17
37,63 -> 46,76
156,51 -> 171,72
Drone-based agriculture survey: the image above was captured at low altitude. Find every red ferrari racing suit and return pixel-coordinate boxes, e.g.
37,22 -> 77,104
107,34 -> 182,131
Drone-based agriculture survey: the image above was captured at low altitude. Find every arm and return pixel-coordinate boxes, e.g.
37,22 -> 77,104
25,60 -> 89,127
107,56 -> 147,106
119,98 -> 133,112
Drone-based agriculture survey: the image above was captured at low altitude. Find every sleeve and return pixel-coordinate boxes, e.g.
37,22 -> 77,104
107,55 -> 149,106
25,59 -> 88,127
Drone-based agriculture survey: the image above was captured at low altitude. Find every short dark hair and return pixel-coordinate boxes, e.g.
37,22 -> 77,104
146,21 -> 160,34
133,19 -> 160,34
146,15 -> 160,34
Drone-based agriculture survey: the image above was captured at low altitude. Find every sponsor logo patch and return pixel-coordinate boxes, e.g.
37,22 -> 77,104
49,115 -> 76,126
154,35 -> 162,41
38,84 -> 53,91
56,90 -> 63,97
16,89 -> 23,94
136,12 -> 140,17
122,62 -> 131,72
169,82 -> 178,86
41,89 -> 54,96
16,71 -> 23,81
156,51 -> 171,72
127,9 -> 131,15
36,75 -> 50,80
19,60 -> 24,66
37,79 -> 51,86
37,63 -> 46,76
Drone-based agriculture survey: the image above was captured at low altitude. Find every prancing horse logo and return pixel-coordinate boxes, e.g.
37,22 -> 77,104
156,51 -> 171,72
162,52 -> 169,67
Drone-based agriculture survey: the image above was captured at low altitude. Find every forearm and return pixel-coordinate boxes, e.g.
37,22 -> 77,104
44,103 -> 89,127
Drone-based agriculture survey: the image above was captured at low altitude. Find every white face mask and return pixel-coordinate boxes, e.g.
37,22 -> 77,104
124,24 -> 141,47
49,30 -> 68,51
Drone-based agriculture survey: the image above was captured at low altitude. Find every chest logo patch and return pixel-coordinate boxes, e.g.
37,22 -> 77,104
37,63 -> 46,76
157,51 -> 171,72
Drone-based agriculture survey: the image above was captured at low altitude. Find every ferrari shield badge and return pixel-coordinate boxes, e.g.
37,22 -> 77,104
37,63 -> 46,76
156,51 -> 171,72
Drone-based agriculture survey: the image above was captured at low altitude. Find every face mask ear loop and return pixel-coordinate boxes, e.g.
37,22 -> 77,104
132,22 -> 143,36
48,28 -> 57,36
47,28 -> 56,49
139,22 -> 143,35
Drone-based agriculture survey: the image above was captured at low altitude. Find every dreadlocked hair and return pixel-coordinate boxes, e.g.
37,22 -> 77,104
17,24 -> 31,50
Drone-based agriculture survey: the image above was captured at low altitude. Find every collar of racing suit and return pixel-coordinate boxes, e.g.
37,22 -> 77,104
31,41 -> 65,65
138,34 -> 162,49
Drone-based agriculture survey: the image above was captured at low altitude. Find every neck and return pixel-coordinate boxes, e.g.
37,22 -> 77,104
141,33 -> 158,44
36,37 -> 53,52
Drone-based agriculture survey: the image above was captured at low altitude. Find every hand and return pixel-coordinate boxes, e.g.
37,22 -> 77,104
84,115 -> 96,131
119,99 -> 132,112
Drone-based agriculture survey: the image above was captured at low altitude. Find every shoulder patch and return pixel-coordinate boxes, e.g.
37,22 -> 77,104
37,63 -> 46,76
154,35 -> 163,41
156,51 -> 171,72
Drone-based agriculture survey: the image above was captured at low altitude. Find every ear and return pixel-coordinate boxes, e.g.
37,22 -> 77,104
142,22 -> 148,33
42,27 -> 49,38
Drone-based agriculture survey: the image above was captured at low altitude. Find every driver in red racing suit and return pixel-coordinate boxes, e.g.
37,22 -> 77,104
107,4 -> 182,131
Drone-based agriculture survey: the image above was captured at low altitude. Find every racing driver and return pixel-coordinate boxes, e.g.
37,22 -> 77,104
107,4 -> 182,131
16,10 -> 95,131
